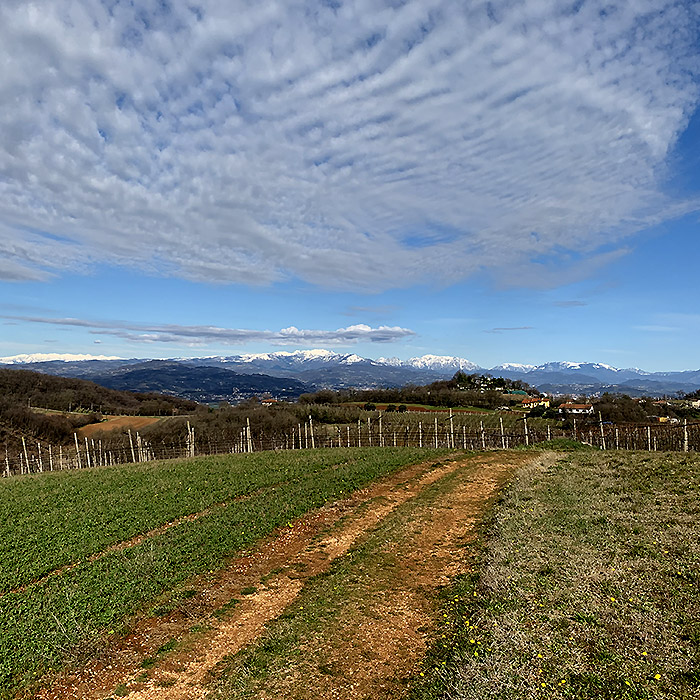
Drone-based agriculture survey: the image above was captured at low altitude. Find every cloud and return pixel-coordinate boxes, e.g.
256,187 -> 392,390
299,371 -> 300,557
342,304 -> 398,317
634,325 -> 678,333
1,1 -> 699,290
485,326 -> 534,334
3,315 -> 415,346
554,300 -> 587,308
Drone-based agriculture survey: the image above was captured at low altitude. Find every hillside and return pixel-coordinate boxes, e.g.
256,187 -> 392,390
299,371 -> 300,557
84,360 -> 312,402
0,368 -> 197,454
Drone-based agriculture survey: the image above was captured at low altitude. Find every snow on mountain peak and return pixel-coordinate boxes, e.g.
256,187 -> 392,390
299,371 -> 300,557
339,354 -> 365,364
491,363 -> 537,372
374,355 -> 478,371
376,356 -> 402,366
407,355 -> 480,370
0,353 -> 122,364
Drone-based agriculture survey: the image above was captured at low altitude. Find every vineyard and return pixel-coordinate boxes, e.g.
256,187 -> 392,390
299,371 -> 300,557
4,408 -> 700,477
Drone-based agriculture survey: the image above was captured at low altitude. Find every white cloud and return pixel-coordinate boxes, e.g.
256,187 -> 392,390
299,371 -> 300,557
634,325 -> 678,333
3,315 -> 415,346
0,0 -> 698,290
485,326 -> 534,334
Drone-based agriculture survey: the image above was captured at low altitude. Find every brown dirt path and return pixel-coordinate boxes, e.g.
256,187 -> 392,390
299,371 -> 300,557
31,451 -> 539,700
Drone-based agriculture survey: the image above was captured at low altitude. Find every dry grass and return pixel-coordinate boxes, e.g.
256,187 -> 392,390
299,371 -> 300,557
413,450 -> 700,699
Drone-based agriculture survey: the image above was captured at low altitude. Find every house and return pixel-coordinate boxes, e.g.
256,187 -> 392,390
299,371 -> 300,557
521,396 -> 550,409
692,400 -> 700,409
261,398 -> 278,407
558,403 -> 594,415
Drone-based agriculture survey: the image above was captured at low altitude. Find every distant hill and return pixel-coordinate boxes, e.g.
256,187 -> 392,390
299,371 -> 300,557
82,361 -> 312,403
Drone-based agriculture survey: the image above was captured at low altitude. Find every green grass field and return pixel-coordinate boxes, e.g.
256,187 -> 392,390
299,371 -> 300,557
413,450 -> 700,700
0,447 -> 445,697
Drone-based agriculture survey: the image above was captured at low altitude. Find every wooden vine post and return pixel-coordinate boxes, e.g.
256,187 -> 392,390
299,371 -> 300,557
128,429 -> 136,463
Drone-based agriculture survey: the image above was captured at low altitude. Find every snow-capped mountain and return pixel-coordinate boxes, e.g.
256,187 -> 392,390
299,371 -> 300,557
494,362 -> 653,384
0,352 -> 122,364
2,349 -> 699,397
537,362 -> 621,373
491,362 -> 537,372
184,350 -> 380,374
377,354 -> 481,372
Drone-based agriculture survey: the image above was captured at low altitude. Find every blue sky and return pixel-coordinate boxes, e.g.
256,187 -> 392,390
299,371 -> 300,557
1,0 -> 699,372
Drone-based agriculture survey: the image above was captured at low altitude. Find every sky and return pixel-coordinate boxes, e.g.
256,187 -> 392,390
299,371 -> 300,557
1,0 -> 699,372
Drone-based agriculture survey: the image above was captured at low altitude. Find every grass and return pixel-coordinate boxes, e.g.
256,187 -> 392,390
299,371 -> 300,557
0,448 -> 437,594
0,446 -> 446,697
515,437 -> 591,451
412,450 -> 700,700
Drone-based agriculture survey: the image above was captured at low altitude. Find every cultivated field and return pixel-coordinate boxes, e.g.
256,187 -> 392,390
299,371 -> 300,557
0,447 -> 445,698
3,448 -> 698,700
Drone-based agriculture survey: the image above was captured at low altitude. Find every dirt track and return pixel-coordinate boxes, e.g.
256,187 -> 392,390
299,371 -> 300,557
32,451 -> 539,700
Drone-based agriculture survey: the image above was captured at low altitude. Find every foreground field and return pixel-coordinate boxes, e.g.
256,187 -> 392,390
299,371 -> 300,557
28,449 -> 532,700
415,450 -> 700,699
6,449 -> 698,700
0,447 -> 445,697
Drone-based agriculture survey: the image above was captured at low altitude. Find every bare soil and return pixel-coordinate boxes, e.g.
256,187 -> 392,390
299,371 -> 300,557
77,416 -> 162,438
30,451 -> 536,700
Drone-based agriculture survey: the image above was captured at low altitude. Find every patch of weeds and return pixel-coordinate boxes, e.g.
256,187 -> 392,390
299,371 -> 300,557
140,638 -> 178,669
157,639 -> 178,655
240,585 -> 257,595
260,566 -> 285,584
212,598 -> 240,619
113,683 -> 129,697
151,587 -> 198,616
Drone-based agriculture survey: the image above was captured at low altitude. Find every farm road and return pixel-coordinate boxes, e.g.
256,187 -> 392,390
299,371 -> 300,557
33,451 -> 540,700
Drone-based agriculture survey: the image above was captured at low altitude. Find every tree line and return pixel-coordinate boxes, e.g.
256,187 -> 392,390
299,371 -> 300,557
298,372 -> 539,410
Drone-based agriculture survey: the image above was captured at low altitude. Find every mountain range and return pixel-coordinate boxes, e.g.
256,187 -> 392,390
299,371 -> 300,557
1,351 -> 699,400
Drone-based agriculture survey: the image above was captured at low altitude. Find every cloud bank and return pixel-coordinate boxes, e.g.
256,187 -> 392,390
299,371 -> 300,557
4,316 -> 414,346
1,0 -> 698,289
